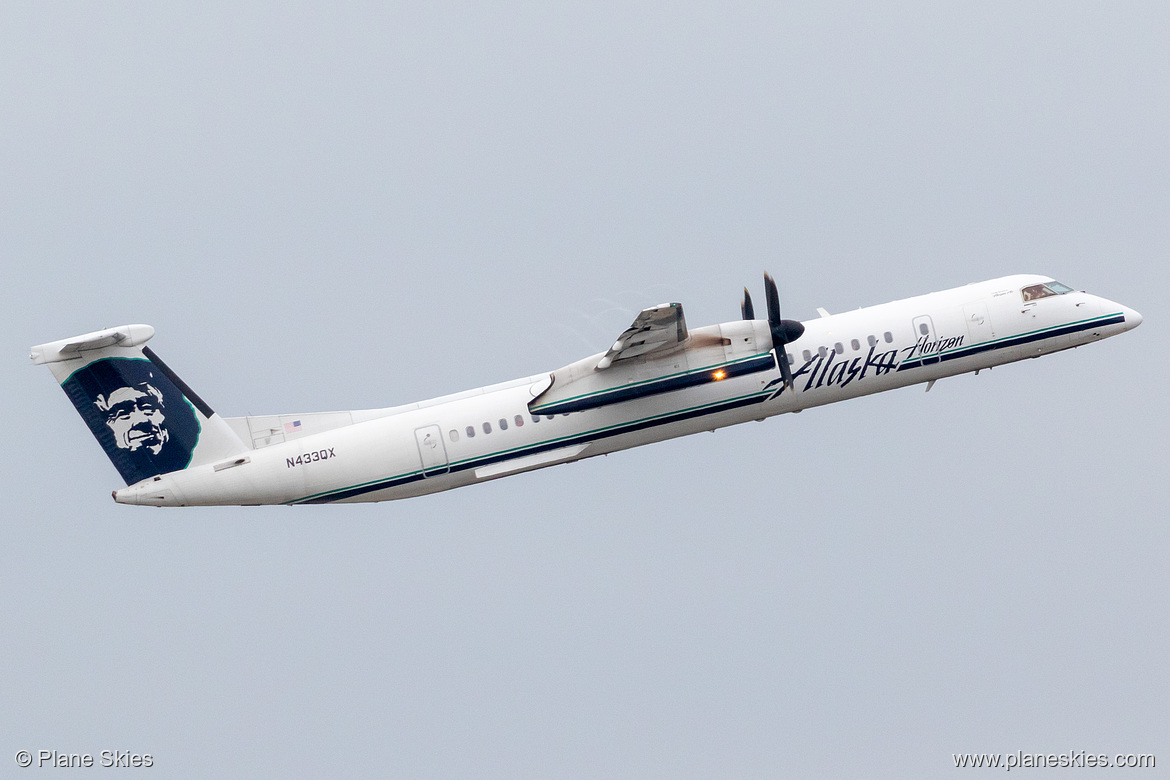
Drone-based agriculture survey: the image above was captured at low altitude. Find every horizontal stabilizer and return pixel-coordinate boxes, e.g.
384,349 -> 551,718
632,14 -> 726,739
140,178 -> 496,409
225,411 -> 357,449
31,325 -> 155,365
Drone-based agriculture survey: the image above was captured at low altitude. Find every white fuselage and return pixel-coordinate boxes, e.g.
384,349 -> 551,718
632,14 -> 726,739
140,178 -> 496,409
113,275 -> 1141,507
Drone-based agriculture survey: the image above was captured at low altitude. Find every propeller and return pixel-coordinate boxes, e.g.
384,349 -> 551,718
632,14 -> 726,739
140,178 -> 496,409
749,273 -> 805,393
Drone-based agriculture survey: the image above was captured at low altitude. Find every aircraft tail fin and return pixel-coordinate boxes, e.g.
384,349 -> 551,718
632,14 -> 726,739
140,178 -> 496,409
31,325 -> 249,486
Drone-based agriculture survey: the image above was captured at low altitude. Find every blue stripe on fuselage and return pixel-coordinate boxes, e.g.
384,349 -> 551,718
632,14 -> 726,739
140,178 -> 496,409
897,313 -> 1125,371
293,391 -> 770,504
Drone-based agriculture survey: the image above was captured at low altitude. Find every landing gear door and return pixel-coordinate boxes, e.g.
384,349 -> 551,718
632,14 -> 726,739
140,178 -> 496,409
414,425 -> 450,477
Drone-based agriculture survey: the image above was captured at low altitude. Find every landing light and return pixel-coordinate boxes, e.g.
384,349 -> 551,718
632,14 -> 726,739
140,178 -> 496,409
712,370 -> 726,381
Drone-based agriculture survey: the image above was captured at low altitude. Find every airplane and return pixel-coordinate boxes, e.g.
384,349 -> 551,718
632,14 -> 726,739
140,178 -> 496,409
31,274 -> 1141,507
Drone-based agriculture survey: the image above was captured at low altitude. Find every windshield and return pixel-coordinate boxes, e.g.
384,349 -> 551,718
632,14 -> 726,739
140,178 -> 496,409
1021,281 -> 1075,301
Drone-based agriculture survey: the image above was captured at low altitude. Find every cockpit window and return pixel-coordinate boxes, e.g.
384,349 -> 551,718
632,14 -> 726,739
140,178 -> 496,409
1021,281 -> 1074,302
1021,284 -> 1056,301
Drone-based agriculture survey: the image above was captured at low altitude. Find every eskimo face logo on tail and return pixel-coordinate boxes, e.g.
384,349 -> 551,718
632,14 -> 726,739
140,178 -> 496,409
95,383 -> 170,454
61,357 -> 200,485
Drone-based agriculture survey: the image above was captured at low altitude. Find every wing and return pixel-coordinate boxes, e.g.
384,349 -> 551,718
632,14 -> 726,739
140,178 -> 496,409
596,302 -> 688,369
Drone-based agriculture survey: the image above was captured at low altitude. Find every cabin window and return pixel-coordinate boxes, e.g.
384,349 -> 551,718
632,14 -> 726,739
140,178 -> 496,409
883,331 -> 893,343
531,414 -> 540,423
802,349 -> 812,361
546,415 -> 555,421
817,346 -> 828,358
465,426 -> 475,439
498,418 -> 508,430
867,335 -> 877,347
449,429 -> 458,443
851,338 -> 860,351
834,342 -> 844,354
514,414 -> 524,427
483,422 -> 492,434
787,353 -> 795,365
919,323 -> 929,335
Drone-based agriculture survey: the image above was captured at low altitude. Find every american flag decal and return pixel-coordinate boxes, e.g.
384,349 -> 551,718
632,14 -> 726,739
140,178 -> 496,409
284,420 -> 302,434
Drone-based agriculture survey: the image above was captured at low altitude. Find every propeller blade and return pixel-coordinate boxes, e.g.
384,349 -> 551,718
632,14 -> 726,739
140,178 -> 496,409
762,272 -> 805,392
741,288 -> 755,320
778,348 -> 794,391
764,273 -> 781,324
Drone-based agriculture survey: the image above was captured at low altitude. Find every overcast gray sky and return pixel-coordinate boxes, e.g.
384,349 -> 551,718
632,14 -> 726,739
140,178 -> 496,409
2,2 -> 1167,777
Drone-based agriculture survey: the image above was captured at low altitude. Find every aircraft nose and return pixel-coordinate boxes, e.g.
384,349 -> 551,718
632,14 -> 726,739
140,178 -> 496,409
1121,305 -> 1143,330
1094,295 -> 1142,332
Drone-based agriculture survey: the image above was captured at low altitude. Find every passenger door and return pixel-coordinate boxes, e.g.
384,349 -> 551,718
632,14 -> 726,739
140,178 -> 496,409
911,315 -> 939,365
414,425 -> 450,477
